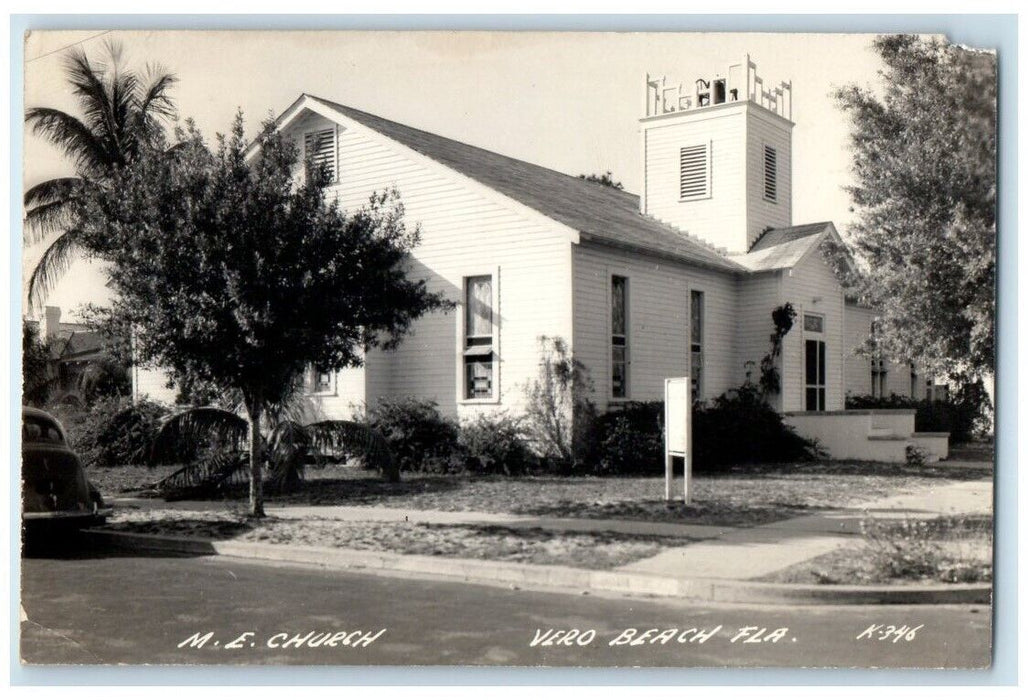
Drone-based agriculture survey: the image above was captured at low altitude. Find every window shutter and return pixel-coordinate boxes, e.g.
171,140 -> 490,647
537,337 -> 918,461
679,144 -> 710,199
763,145 -> 778,201
305,128 -> 337,181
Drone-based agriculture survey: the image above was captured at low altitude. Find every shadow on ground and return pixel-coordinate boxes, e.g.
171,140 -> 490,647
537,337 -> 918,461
20,529 -> 220,560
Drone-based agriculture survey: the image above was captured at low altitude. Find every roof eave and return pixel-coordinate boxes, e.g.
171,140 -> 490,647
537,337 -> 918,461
578,232 -> 746,275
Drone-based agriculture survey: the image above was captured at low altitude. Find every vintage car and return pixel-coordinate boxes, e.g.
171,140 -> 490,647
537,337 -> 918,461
22,406 -> 110,533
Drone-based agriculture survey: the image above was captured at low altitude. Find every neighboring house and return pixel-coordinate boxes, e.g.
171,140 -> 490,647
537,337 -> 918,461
132,57 -> 943,460
26,306 -> 107,405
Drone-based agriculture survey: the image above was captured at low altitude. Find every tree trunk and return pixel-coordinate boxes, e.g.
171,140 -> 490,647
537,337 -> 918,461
245,396 -> 265,518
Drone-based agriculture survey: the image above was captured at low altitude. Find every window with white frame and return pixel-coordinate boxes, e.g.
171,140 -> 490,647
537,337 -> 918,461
679,143 -> 711,200
611,275 -> 628,399
763,145 -> 778,202
804,313 -> 826,411
304,127 -> 338,182
304,364 -> 334,395
690,290 -> 704,402
463,275 -> 495,400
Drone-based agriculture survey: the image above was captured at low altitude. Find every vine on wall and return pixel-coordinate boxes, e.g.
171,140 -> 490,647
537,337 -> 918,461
758,302 -> 797,398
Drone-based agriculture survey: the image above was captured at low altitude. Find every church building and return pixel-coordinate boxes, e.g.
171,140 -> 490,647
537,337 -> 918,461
134,57 -> 945,461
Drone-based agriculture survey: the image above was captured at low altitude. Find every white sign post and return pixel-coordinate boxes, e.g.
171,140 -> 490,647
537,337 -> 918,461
664,377 -> 692,504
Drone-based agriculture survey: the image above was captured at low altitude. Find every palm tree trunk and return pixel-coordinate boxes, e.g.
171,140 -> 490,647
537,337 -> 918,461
245,396 -> 265,518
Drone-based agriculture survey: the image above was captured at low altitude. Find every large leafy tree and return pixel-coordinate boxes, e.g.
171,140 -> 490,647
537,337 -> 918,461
73,114 -> 451,516
24,42 -> 177,307
834,35 -> 996,382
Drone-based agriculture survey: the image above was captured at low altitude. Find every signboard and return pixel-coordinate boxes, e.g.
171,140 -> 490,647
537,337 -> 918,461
664,377 -> 692,503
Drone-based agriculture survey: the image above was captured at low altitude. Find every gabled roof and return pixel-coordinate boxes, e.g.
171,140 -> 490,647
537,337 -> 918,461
299,95 -> 743,273
730,222 -> 837,272
748,221 -> 835,252
57,329 -> 102,361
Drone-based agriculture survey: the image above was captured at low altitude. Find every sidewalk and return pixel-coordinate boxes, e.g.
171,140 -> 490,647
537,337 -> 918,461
110,475 -> 992,583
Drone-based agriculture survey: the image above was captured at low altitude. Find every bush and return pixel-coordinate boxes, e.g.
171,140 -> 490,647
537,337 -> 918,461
458,413 -> 535,475
692,383 -> 817,471
363,397 -> 461,473
59,397 -> 170,467
523,336 -> 596,472
589,401 -> 664,475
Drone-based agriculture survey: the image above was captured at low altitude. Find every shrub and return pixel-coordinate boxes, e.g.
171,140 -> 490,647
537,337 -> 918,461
590,401 -> 664,475
458,413 -> 535,475
363,397 -> 461,473
692,383 -> 817,471
523,336 -> 596,472
61,397 -> 171,467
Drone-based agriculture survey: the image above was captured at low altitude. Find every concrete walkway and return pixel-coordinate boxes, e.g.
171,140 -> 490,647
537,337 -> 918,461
111,474 -> 992,583
619,478 -> 993,580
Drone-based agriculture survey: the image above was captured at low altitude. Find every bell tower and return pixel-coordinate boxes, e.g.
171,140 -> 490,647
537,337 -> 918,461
639,56 -> 794,254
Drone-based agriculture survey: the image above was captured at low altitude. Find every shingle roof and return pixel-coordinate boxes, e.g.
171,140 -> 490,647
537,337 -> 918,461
307,96 -> 743,273
731,222 -> 833,272
748,221 -> 833,253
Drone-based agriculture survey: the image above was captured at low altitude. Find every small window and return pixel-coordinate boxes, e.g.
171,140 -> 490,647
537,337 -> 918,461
304,365 -> 334,395
803,314 -> 824,334
304,128 -> 338,182
763,145 -> 778,202
611,276 -> 628,398
679,143 -> 711,200
464,275 -> 495,400
690,290 -> 704,402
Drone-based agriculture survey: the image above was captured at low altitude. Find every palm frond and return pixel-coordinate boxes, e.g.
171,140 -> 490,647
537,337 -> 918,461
305,420 -> 398,480
25,107 -> 109,174
267,420 -> 309,490
137,66 -> 178,122
24,177 -> 82,209
150,406 -> 248,464
23,199 -> 75,244
62,47 -> 122,161
26,231 -> 82,311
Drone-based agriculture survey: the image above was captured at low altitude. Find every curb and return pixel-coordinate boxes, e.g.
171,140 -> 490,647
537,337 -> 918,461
85,529 -> 992,606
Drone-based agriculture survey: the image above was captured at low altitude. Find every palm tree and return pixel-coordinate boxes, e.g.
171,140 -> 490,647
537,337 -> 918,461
147,379 -> 398,502
24,41 -> 177,308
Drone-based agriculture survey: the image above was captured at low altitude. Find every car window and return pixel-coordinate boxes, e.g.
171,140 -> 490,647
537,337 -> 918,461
22,416 -> 65,445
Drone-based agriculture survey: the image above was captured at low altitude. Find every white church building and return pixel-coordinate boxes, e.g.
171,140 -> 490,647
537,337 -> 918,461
134,57 -> 947,461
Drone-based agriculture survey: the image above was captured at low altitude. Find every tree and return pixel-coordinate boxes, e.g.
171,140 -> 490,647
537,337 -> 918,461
22,321 -> 54,407
577,171 -> 624,190
833,35 -> 996,382
72,113 -> 451,516
24,42 -> 177,307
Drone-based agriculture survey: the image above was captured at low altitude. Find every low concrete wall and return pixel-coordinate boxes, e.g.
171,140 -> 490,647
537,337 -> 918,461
783,409 -> 924,463
912,433 -> 950,462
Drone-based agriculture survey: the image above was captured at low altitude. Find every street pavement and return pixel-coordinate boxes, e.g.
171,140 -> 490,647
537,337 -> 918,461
19,543 -> 992,668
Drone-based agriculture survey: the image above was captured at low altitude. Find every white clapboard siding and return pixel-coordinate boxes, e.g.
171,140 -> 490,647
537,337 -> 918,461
642,108 -> 747,253
131,365 -> 178,405
284,111 -> 573,420
843,302 -> 874,398
734,270 -> 784,406
780,250 -> 846,411
745,108 -> 792,246
572,241 -> 737,411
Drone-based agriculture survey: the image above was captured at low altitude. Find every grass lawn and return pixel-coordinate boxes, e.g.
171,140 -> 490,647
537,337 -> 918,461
102,507 -> 699,570
93,458 -> 992,529
757,514 -> 993,585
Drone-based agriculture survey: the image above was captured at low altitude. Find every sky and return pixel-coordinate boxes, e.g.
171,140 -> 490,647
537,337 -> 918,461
21,30 -> 911,320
